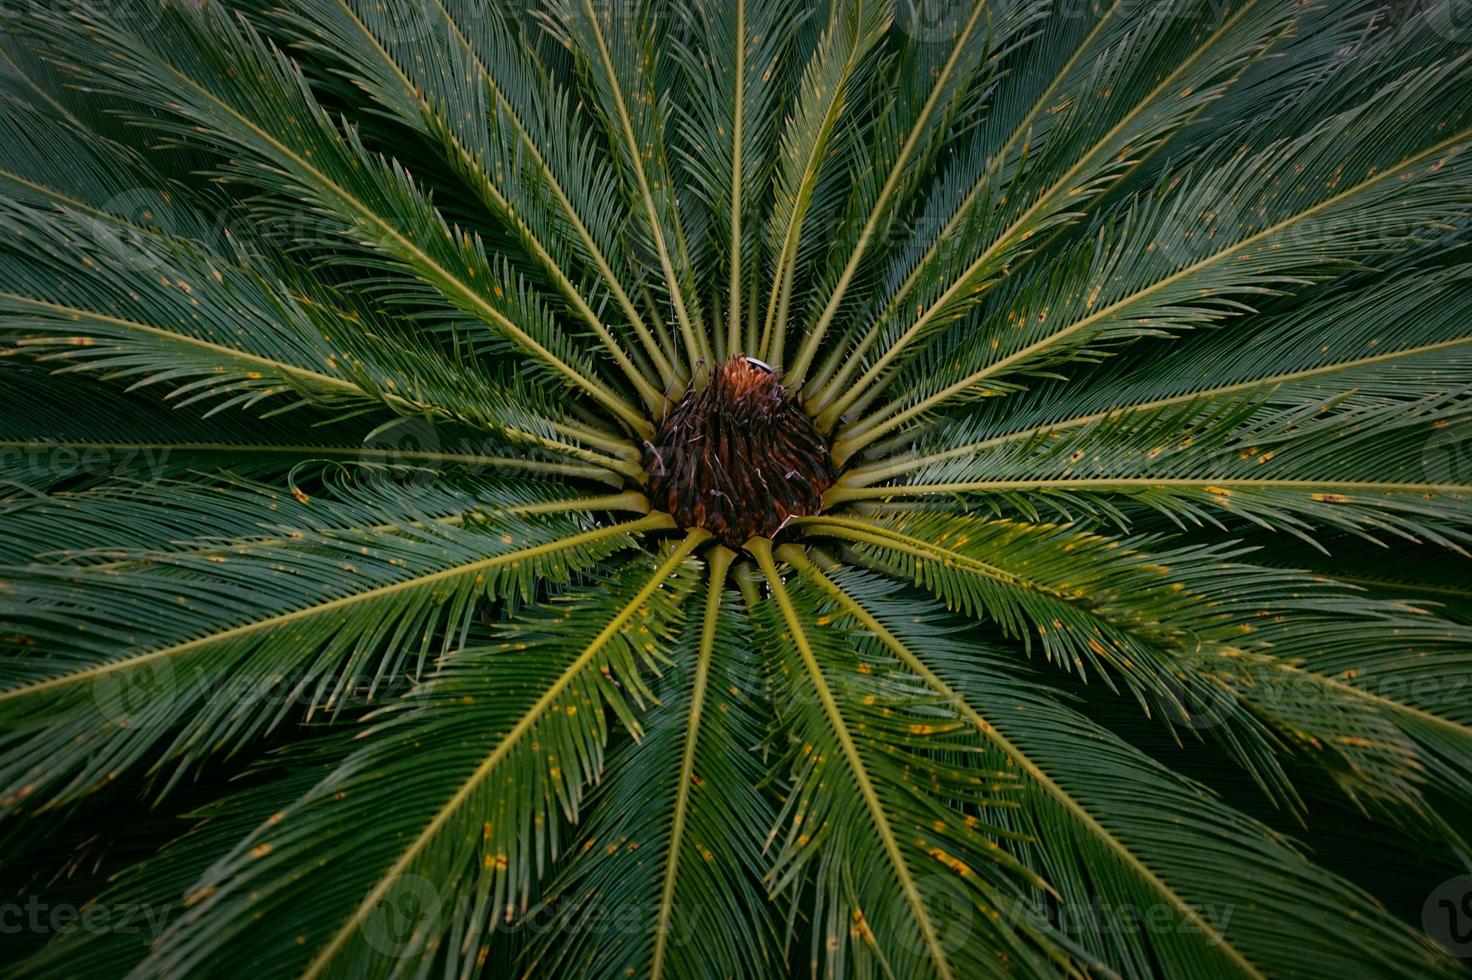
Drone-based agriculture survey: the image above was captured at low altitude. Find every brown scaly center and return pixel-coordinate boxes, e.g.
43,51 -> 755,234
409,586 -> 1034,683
646,355 -> 831,549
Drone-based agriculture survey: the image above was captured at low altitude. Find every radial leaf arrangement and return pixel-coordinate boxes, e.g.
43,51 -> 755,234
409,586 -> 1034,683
2,0 -> 1472,977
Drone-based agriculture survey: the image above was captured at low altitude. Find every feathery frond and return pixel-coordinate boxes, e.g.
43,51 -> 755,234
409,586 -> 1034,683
3,1 -> 1469,976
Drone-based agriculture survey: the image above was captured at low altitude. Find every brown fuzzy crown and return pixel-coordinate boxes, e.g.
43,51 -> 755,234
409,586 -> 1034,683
646,356 -> 831,549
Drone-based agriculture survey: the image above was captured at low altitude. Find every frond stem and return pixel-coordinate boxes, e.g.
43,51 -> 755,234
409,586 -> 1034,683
826,478 -> 1472,506
650,545 -> 733,979
747,536 -> 957,980
725,0 -> 747,367
54,493 -> 650,572
0,439 -> 614,482
835,122 -> 1472,459
814,0 -> 1268,429
299,525 -> 707,980
786,1 -> 986,390
756,3 -> 861,370
793,515 -> 1033,591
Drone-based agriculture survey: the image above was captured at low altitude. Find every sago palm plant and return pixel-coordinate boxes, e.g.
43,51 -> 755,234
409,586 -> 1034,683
2,0 -> 1471,976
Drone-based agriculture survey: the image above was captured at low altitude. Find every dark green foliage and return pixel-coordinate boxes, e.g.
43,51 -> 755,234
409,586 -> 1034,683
1,1 -> 1469,977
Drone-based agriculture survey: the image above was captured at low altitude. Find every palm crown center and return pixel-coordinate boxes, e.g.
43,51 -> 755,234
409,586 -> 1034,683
646,356 -> 831,548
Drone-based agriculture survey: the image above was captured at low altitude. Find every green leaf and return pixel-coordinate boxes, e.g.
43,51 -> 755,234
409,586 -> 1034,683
27,0 -> 650,433
750,539 -> 1070,979
0,482 -> 665,811
526,549 -> 778,979
134,542 -> 704,978
786,556 -> 1463,978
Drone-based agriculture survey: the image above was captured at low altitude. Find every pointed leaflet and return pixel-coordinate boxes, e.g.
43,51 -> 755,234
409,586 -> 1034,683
30,1 -> 649,433
526,549 -> 777,979
136,543 -> 704,978
0,482 -> 663,813
750,540 -> 1069,979
789,558 -> 1463,979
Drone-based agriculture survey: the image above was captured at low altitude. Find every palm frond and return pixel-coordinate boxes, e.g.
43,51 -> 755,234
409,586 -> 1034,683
785,0 -> 1045,387
800,513 -> 1472,818
0,196 -> 639,477
750,538 -> 1072,979
0,363 -> 613,497
812,0 -> 1303,426
669,0 -> 793,362
540,0 -> 710,372
755,0 -> 889,369
786,556 -> 1463,978
844,265 -> 1472,488
839,53 -> 1472,453
0,480 -> 663,812
4,3 -> 1470,976
13,734 -> 359,979
28,1 -> 651,434
263,0 -> 670,406
830,392 -> 1472,550
133,542 -> 703,977
526,548 -> 778,978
